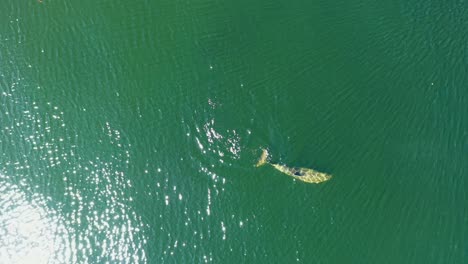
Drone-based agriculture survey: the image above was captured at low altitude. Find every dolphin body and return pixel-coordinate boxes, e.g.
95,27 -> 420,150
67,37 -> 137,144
256,149 -> 332,184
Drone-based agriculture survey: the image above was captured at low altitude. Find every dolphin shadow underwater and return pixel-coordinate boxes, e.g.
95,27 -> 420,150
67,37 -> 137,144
255,149 -> 332,184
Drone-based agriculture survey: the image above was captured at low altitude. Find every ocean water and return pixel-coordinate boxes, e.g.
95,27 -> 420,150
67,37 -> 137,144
0,0 -> 466,263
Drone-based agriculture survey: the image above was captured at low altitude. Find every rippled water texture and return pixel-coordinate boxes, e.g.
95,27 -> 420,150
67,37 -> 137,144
1,0 -> 467,263
0,81 -> 146,262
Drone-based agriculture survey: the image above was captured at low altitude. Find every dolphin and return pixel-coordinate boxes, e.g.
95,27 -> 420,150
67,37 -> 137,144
256,149 -> 332,184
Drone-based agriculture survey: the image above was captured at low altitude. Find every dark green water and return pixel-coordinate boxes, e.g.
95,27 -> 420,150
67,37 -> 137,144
1,0 -> 467,263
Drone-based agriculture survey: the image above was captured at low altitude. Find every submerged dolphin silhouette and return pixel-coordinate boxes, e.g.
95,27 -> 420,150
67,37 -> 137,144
256,149 -> 332,184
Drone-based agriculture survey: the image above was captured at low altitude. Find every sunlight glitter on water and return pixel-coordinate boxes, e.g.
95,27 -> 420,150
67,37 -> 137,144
1,74 -> 148,263
0,180 -> 72,264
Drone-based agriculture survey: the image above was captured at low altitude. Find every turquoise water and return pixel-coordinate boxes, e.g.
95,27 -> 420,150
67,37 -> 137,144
1,0 -> 467,263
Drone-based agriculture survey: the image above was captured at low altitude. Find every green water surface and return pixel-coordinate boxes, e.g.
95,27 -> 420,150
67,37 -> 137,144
0,0 -> 466,263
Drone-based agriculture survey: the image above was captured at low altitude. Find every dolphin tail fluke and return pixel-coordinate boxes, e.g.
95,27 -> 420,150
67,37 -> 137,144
255,148 -> 269,167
